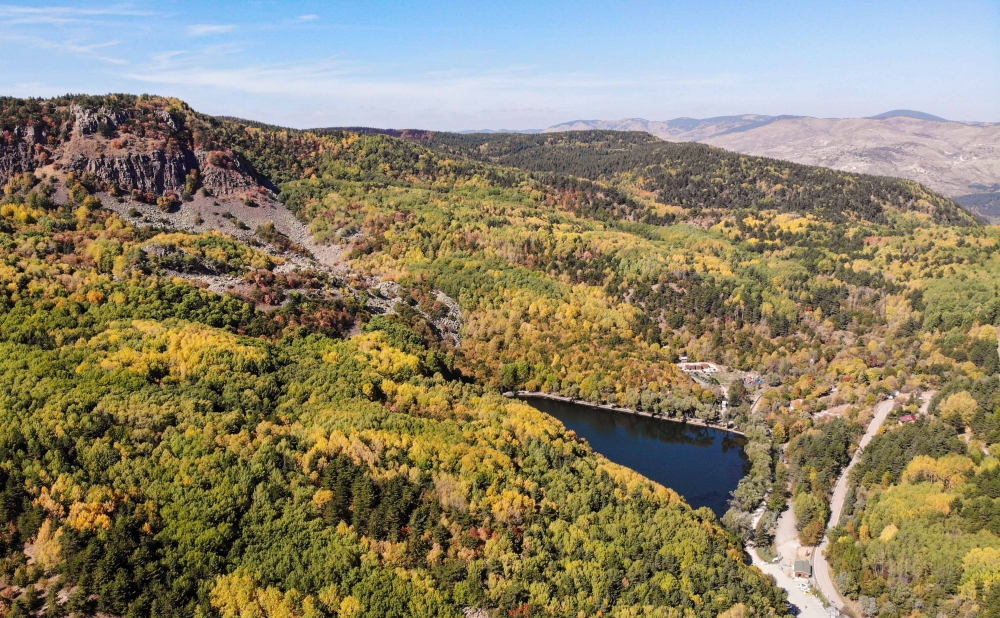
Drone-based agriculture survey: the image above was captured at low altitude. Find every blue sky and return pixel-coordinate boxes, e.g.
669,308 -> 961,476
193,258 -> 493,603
1,1 -> 997,129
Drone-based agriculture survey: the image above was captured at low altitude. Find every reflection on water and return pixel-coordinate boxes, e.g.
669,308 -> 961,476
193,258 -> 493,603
525,398 -> 749,517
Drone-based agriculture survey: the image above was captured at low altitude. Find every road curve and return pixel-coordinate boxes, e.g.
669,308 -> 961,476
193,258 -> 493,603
814,398 -> 897,614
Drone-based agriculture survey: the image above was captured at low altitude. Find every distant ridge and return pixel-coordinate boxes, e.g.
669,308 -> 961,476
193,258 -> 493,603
458,128 -> 542,134
536,112 -> 1000,207
541,115 -> 789,142
541,111 -> 956,141
230,112 -> 995,216
867,109 -> 947,121
214,115 -> 292,131
307,126 -> 436,140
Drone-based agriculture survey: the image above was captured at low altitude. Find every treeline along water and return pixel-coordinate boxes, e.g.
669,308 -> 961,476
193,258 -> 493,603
525,397 -> 749,517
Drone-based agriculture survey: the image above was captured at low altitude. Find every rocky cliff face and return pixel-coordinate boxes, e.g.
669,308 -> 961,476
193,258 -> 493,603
194,150 -> 260,196
68,149 -> 196,194
0,140 -> 38,182
1,101 -> 265,200
71,104 -> 129,136
65,148 -> 259,198
0,122 -> 54,181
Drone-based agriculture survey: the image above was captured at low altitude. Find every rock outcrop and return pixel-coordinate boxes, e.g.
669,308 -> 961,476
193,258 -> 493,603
71,105 -> 130,136
0,140 -> 38,182
195,150 -> 260,196
1,101 -> 265,200
68,150 -> 197,195
65,148 -> 259,198
0,122 -> 54,181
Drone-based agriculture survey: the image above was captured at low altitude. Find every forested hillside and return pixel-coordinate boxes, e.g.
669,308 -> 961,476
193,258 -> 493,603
421,131 -> 976,226
0,96 -> 792,617
1,94 -> 999,617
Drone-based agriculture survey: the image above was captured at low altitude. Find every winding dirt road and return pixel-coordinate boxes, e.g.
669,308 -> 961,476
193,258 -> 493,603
814,397 -> 898,615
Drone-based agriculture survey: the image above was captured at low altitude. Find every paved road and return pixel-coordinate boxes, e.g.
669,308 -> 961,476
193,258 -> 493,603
814,398 -> 897,615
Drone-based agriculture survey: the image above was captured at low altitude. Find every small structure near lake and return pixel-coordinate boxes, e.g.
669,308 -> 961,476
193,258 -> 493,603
677,362 -> 719,373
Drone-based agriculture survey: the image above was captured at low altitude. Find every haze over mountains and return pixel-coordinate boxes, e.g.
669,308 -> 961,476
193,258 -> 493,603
543,111 -> 1000,215
545,114 -> 797,141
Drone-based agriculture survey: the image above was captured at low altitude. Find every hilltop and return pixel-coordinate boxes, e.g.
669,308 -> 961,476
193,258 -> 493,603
867,109 -> 947,122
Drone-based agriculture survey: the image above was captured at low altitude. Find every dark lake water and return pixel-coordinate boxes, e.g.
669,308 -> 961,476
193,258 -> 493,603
525,398 -> 748,517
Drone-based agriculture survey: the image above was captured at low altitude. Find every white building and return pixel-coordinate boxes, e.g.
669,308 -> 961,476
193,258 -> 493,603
677,362 -> 720,373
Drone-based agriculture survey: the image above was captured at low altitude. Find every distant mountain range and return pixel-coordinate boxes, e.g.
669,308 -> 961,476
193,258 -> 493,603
543,110 -> 972,141
867,109 -> 948,122
539,111 -> 1000,217
545,114 -> 794,141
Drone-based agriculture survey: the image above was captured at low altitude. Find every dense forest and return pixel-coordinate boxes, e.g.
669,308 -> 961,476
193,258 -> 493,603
419,131 -> 976,226
0,94 -> 999,617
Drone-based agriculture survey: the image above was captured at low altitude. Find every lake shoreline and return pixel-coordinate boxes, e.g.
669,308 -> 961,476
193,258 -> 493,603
506,390 -> 747,437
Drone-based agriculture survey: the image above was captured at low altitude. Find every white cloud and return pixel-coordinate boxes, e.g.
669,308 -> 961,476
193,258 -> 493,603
187,24 -> 237,37
0,4 -> 152,25
0,4 -> 144,65
296,14 -> 318,22
63,38 -> 125,64
0,32 -> 125,64
119,53 -> 746,129
125,55 -> 736,103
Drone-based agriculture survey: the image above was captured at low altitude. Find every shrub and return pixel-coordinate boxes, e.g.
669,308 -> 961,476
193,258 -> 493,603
157,192 -> 179,213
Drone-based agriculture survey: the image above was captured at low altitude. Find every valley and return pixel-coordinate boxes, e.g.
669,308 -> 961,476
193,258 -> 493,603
0,94 -> 999,618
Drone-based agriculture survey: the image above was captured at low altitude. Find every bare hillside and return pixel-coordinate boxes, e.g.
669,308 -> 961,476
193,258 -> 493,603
703,116 -> 1000,200
544,115 -> 791,141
